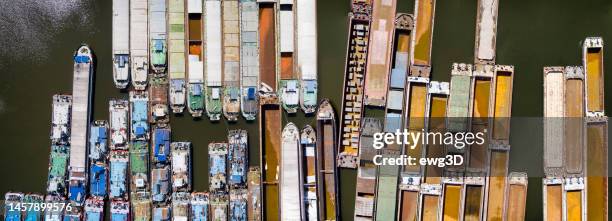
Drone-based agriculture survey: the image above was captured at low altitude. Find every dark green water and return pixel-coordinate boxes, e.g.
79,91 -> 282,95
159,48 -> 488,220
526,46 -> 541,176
0,0 -> 610,220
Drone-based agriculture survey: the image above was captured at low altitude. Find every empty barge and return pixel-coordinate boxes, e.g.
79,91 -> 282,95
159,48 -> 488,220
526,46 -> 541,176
258,82 -> 281,221
316,99 -> 339,220
474,0 -> 499,65
410,0 -> 436,77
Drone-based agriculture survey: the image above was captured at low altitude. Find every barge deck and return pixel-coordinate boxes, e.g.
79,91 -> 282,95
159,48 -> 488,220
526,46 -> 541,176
280,122 -> 301,220
130,91 -> 150,141
205,0 -> 223,121
354,118 -> 380,220
300,125 -> 318,221
109,99 -> 129,150
149,0 -> 167,74
259,85 -> 281,221
130,141 -> 150,193
112,0 -> 130,89
240,0 -> 260,121
410,0 -> 436,77
187,0 -> 204,117
506,173 -> 528,221
110,150 -> 129,200
297,0 -> 318,114
316,99 -> 339,220
223,0 -> 242,121
474,0 -> 499,65
278,0 -> 299,113
229,130 -> 248,187
148,77 -> 170,125
130,0 -> 149,90
209,142 -> 228,193
169,0 -> 187,114
50,94 -> 72,145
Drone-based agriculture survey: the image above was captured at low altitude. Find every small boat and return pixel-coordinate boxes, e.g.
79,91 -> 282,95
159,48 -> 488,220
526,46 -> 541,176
84,197 -> 105,221
149,0 -> 167,74
239,0 -> 259,121
148,77 -> 170,126
130,141 -> 150,193
221,0 -> 241,121
47,145 -> 69,196
168,0 -> 187,114
112,0 -> 130,89
228,130 -> 248,187
229,188 -> 248,221
23,193 -> 44,221
315,99 -> 339,220
44,195 -> 65,221
281,122 -> 301,220
152,126 -> 171,166
130,0 -> 149,90
153,204 -> 171,221
300,125 -> 318,221
186,0 -> 205,118
172,192 -> 191,221
204,0 -> 223,121
109,150 -> 129,200
89,120 -> 109,163
110,200 -> 130,221
130,91 -> 150,141
109,99 -> 129,150
151,166 -> 171,204
132,192 -> 152,221
171,142 -> 192,192
191,192 -> 210,221
210,193 -> 229,221
209,142 -> 228,192
4,192 -> 24,221
297,0 -> 318,114
89,162 -> 108,198
50,94 -> 72,145
247,167 -> 262,221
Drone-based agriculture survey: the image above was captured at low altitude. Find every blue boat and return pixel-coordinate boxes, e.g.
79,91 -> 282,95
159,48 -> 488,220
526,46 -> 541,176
153,205 -> 171,221
4,192 -> 24,221
229,189 -> 247,221
84,198 -> 104,221
209,143 -> 228,192
89,121 -> 109,162
89,163 -> 108,198
152,166 -> 171,203
24,194 -> 44,221
130,91 -> 150,141
190,192 -> 209,221
68,177 -> 87,206
109,150 -> 129,199
228,130 -> 247,186
110,200 -> 130,221
153,126 -> 171,165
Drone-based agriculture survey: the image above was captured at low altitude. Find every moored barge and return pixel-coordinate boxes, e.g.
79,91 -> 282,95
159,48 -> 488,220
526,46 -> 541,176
223,0 -> 242,121
50,94 -> 72,145
44,195 -> 65,221
149,0 -> 167,74
24,193 -> 44,221
204,0 -> 223,121
239,0 -> 260,121
209,142 -> 228,193
473,0 -> 499,65
297,0 -> 318,114
130,0 -> 149,90
278,0 -> 299,113
113,0 -> 130,89
130,91 -> 150,141
354,118 -> 381,220
169,0 -> 187,114
210,193 -> 229,220
4,192 -> 24,221
543,66 -> 565,221
130,141 -> 150,193
47,145 -> 70,196
132,192 -> 152,221
152,126 -> 171,166
258,82 -> 281,221
172,192 -> 191,220
111,200 -> 130,221
171,142 -> 192,192
110,150 -> 130,200
300,125 -> 318,221
191,192 -> 210,220
110,99 -> 130,150
229,130 -> 248,187
187,0 -> 204,118
280,122 -> 301,220
410,0 -> 436,77
506,172 -> 528,221
247,167 -> 262,221
316,99 -> 339,220
84,197 -> 105,221
230,188 -> 248,221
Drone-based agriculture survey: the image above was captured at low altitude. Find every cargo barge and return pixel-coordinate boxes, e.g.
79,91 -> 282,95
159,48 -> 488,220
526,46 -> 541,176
130,0 -> 149,90
111,200 -> 130,221
148,77 -> 170,125
280,122 -> 301,220
363,0 -> 397,107
506,172 -> 528,221
468,64 -> 494,172
89,123 -> 109,198
410,0 -> 436,77
564,66 -> 585,174
84,197 -> 105,221
113,0 -> 130,89
24,193 -> 44,221
278,0 -> 299,113
543,66 -> 565,221
151,166 -> 171,204
296,0 -> 318,114
230,188 -> 248,221
186,0 -> 204,117
171,142 -> 192,192
47,146 -> 70,196
315,99 -> 339,220
209,142 -> 228,193
172,192 -> 191,220
258,83 -> 281,221
337,0 -> 372,168
247,167 -> 262,221
152,126 -> 171,166
110,99 -> 129,150
130,91 -> 150,141
169,0 -> 187,114
149,0 -> 167,74
354,118 -> 380,220
130,141 -> 150,193
583,37 -> 605,115
300,125 -> 318,221
258,1 -> 278,94
51,94 -> 72,145
474,0 -> 499,65
69,45 -> 95,207
441,172 -> 464,221
223,0 -> 242,121
204,0 -> 223,121
110,150 -> 130,200
229,130 -> 248,187
132,192 -> 152,221
211,193 -> 229,220
239,0 -> 260,121
4,192 -> 23,221
191,192 -> 210,220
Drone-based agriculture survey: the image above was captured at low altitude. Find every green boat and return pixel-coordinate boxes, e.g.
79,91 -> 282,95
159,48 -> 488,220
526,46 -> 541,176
47,145 -> 69,196
206,87 -> 223,121
130,141 -> 149,193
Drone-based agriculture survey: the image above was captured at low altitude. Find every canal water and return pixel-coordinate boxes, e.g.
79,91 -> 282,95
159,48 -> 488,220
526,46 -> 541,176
0,0 -> 610,220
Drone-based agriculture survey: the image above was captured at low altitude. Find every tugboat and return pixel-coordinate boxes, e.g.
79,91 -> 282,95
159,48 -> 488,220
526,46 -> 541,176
172,192 -> 191,220
23,193 -> 44,221
4,192 -> 24,221
316,99 -> 339,220
228,130 -> 248,187
186,0 -> 205,118
300,125 -> 318,220
209,142 -> 228,192
148,77 -> 170,126
191,192 -> 209,221
152,126 -> 171,166
239,0 -> 259,121
109,150 -> 129,200
110,200 -> 130,221
149,0 -> 167,74
109,99 -> 129,150
44,195 -> 65,221
130,141 -> 150,193
229,189 -> 248,221
112,0 -> 130,89
50,94 -> 72,145
84,197 -> 105,221
171,142 -> 192,192
130,91 -> 150,141
132,192 -> 152,221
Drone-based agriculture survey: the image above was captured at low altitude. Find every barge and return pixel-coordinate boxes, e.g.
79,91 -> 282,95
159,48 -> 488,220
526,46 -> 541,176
209,142 -> 228,192
564,66 -> 585,174
337,0 -> 372,168
506,172 -> 528,221
278,0 -> 299,114
258,83 -> 281,221
84,198 -> 105,221
153,204 -> 171,220
247,167 -> 262,221
169,0 -> 187,114
296,0 -> 318,114
112,0 -> 130,89
132,192 -> 152,221
280,122 -> 301,220
363,0 -> 397,107
230,188 -> 248,221
172,192 -> 191,220
468,63 -> 494,172
130,141 -> 150,193
89,121 -> 109,164
258,1 -> 278,94
315,99 -> 339,220
410,0 -> 436,77
130,0 -> 149,90
171,142 -> 192,192
210,193 -> 229,220
47,145 -> 70,196
240,0 -> 259,121
89,158 -> 109,198
300,125 -> 318,221
191,192 -> 210,220
583,37 -> 605,115
543,67 -> 565,221
149,0 -> 167,74
222,0 -> 242,121
474,0 -> 499,65
110,99 -> 129,150
110,150 -> 130,200
152,126 -> 171,166
151,166 -> 171,204
441,172 -> 464,221
187,0 -> 204,118
50,94 -> 72,145
354,118 -> 381,220
229,130 -> 248,187
24,193 -> 44,221
111,200 -> 130,221
204,0 -> 223,121
4,192 -> 23,221
129,91 -> 150,141
148,77 -> 170,125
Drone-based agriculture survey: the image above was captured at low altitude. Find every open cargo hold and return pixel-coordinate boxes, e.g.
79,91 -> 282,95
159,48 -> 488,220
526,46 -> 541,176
187,0 -> 204,117
355,118 -> 381,220
316,99 -> 339,220
260,101 -> 281,221
586,117 -> 608,221
259,2 -> 277,91
506,172 -> 528,221
204,0 -> 223,121
411,0 -> 436,70
583,37 -> 604,114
